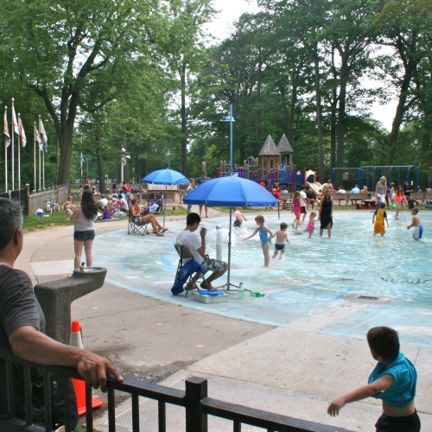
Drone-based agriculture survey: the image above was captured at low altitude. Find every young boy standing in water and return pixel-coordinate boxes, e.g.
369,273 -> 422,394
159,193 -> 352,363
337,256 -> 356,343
407,208 -> 423,241
272,222 -> 289,259
328,326 -> 420,432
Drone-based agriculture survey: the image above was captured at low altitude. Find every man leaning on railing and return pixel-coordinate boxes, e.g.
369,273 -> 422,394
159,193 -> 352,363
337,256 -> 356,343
0,198 -> 123,426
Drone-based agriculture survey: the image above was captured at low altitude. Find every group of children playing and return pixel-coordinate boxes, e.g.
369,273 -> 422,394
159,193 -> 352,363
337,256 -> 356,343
373,203 -> 423,241
243,213 -> 317,267
242,205 -> 424,268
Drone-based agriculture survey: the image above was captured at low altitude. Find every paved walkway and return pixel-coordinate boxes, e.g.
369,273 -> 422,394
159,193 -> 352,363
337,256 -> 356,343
19,209 -> 432,432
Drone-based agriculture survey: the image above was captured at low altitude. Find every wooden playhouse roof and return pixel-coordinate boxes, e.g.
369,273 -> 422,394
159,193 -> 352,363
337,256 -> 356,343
259,135 -> 280,156
277,133 -> 293,154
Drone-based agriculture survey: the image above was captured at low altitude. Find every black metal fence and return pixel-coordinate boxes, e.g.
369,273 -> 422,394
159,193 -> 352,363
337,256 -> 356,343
0,349 -> 353,432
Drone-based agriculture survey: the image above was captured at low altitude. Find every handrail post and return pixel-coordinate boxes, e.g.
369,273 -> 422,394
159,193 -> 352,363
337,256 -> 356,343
185,377 -> 208,432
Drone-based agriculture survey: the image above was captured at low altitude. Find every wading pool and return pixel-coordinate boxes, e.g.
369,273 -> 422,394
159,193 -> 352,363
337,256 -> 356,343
94,210 -> 431,345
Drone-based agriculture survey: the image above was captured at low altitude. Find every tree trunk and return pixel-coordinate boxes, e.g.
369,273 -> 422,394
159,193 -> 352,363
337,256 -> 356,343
57,125 -> 74,186
313,45 -> 325,182
386,65 -> 415,164
330,49 -> 337,173
289,70 -> 298,147
335,56 -> 348,185
255,48 -> 263,149
180,62 -> 188,175
95,133 -> 106,194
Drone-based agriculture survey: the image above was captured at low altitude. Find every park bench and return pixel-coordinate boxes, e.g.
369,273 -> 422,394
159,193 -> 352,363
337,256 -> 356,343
410,191 -> 429,205
333,193 -> 350,205
348,193 -> 374,209
345,193 -> 370,207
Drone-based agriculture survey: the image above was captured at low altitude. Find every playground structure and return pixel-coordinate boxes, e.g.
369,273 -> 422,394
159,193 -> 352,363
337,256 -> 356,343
331,165 -> 419,190
217,133 -> 315,191
216,131 -> 422,193
217,160 -> 313,191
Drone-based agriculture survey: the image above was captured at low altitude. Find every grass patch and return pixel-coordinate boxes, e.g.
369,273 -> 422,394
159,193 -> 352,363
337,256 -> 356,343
24,212 -> 73,232
23,206 -> 187,233
164,206 -> 188,216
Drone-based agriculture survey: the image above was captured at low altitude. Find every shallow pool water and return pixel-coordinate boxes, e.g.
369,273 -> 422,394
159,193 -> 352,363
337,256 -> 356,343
94,210 -> 432,345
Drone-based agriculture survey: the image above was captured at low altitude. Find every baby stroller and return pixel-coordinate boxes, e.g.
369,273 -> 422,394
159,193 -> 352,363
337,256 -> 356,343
148,193 -> 163,214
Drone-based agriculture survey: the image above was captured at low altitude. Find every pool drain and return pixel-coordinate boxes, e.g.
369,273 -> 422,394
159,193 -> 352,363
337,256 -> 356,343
357,295 -> 379,301
344,293 -> 392,304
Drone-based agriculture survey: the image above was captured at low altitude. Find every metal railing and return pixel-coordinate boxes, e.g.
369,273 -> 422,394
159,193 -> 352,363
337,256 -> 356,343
0,349 -> 353,432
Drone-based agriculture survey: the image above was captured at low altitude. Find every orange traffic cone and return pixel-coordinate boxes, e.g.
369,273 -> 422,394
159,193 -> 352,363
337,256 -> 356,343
70,320 -> 103,416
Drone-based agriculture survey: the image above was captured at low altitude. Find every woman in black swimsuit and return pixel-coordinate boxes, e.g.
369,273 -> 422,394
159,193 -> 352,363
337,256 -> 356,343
319,188 -> 333,238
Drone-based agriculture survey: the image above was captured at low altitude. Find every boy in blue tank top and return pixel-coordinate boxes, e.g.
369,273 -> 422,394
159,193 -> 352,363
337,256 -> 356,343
327,326 -> 420,431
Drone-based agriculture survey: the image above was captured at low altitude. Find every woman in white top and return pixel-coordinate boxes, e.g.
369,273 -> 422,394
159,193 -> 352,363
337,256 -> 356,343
69,190 -> 98,270
375,176 -> 387,206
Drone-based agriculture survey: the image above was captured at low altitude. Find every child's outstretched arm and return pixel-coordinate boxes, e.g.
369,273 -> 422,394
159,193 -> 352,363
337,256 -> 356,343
243,228 -> 258,240
327,375 -> 393,416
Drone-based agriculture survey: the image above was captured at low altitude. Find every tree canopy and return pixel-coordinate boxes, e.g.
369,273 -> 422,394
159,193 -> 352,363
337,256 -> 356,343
0,0 -> 431,189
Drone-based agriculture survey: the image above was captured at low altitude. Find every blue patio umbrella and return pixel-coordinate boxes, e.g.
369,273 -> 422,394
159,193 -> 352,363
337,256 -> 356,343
142,168 -> 189,226
184,175 -> 276,290
142,168 -> 189,185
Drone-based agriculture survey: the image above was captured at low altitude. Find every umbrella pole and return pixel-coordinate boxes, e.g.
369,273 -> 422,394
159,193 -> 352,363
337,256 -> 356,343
163,185 -> 166,227
278,201 -> 280,220
227,208 -> 232,290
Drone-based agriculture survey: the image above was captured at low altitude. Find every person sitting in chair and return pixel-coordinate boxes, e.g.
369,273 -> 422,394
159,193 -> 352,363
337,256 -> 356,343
176,212 -> 228,290
130,199 -> 167,236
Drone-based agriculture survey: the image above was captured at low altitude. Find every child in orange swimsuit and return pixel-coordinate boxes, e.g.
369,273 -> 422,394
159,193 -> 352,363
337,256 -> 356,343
372,202 -> 389,236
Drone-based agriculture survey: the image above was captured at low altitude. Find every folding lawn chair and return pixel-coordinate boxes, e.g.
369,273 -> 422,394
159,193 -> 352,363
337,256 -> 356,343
127,211 -> 149,235
171,244 -> 204,296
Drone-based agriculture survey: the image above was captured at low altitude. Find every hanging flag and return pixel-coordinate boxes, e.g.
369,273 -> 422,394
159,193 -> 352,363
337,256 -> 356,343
34,122 -> 42,151
38,117 -> 48,152
3,108 -> 10,148
18,116 -> 27,147
11,101 -> 19,135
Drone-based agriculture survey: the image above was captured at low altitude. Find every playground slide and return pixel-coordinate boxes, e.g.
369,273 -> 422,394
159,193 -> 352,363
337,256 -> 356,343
307,181 -> 322,195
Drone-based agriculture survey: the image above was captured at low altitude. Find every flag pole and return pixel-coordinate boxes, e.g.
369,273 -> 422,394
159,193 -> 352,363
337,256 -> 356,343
42,151 -> 45,190
38,146 -> 41,191
33,122 -> 37,191
4,106 -> 9,192
17,113 -> 21,189
38,115 -> 48,190
11,99 -> 15,191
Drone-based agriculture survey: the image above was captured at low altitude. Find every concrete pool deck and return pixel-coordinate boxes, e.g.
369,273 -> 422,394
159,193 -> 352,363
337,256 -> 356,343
19,209 -> 432,431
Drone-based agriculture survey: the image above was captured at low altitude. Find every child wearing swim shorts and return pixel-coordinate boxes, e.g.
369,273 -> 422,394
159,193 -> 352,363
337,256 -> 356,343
407,207 -> 423,240
328,326 -> 420,432
272,222 -> 289,259
243,215 -> 274,267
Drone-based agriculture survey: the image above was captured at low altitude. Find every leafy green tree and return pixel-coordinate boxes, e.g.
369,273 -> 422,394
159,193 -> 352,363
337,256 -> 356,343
259,0 -> 331,180
155,0 -> 215,175
324,0 -> 378,174
1,0 -> 160,185
374,0 -> 430,163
